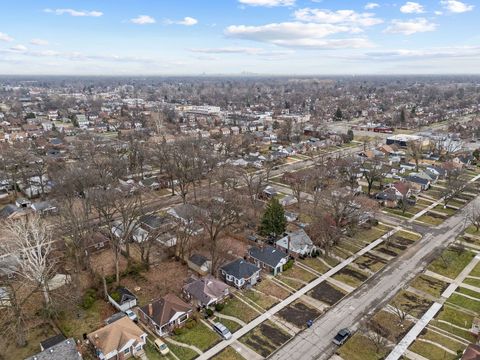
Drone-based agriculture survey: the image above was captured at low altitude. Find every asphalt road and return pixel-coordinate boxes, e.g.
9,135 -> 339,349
270,195 -> 479,360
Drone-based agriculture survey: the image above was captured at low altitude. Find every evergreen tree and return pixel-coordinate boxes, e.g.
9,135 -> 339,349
259,197 -> 286,237
399,108 -> 406,123
334,107 -> 343,121
346,129 -> 354,143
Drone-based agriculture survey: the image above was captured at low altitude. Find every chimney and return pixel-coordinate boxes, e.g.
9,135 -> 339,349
287,236 -> 291,254
148,303 -> 153,317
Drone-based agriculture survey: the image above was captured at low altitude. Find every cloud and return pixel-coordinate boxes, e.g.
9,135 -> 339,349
130,15 -> 156,25
190,47 -> 293,55
44,8 -> 103,17
165,17 -> 198,26
238,0 -> 295,7
440,0 -> 474,13
225,22 -> 374,49
9,44 -> 28,52
0,32 -> 13,42
385,18 -> 436,35
365,3 -> 380,10
365,46 -> 480,60
400,2 -> 425,14
294,8 -> 383,27
30,38 -> 49,46
434,10 -> 444,15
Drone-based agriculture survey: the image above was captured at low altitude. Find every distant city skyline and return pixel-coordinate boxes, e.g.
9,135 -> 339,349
0,0 -> 478,75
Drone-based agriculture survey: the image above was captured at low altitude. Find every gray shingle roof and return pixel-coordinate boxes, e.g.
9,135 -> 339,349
248,246 -> 288,268
25,338 -> 81,360
220,259 -> 260,279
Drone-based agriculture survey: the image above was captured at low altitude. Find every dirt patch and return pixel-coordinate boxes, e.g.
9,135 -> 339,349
336,267 -> 368,282
376,247 -> 398,257
240,322 -> 291,358
309,281 -> 346,305
392,236 -> 415,247
355,253 -> 387,271
89,249 -> 128,276
277,301 -> 321,328
120,258 -> 189,304
427,211 -> 447,219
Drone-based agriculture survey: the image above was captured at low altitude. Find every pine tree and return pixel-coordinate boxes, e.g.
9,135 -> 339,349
259,197 -> 286,237
334,107 -> 343,121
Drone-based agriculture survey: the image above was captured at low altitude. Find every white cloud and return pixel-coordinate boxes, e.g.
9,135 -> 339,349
294,8 -> 383,27
365,46 -> 480,60
0,32 -> 13,42
225,22 -> 374,49
434,10 -> 444,15
30,38 -> 49,46
44,8 -> 103,17
130,15 -> 156,25
365,3 -> 380,10
190,47 -> 293,55
165,17 -> 198,26
10,44 -> 28,52
441,0 -> 474,13
385,18 -> 437,35
238,0 -> 295,7
178,17 -> 198,26
400,2 -> 425,14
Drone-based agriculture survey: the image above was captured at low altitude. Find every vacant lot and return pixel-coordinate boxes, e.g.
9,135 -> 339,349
308,281 -> 347,306
277,300 -> 321,328
221,297 -> 259,323
211,346 -> 244,360
337,333 -> 389,360
371,310 -> 414,342
239,321 -> 291,358
427,247 -> 475,279
332,266 -> 369,288
390,290 -> 433,318
409,274 -> 449,298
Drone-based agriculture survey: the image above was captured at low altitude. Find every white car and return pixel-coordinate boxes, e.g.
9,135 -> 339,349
125,309 -> 138,322
213,322 -> 232,340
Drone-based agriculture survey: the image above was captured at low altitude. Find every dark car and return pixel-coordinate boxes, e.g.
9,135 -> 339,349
333,328 -> 351,345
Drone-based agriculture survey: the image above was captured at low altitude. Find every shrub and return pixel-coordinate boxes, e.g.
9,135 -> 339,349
283,259 -> 294,271
185,318 -> 196,329
173,327 -> 185,335
205,308 -> 214,317
82,289 -> 97,310
215,303 -> 224,312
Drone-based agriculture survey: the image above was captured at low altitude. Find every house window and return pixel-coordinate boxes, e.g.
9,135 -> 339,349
124,347 -> 130,354
179,313 -> 188,323
135,345 -> 142,352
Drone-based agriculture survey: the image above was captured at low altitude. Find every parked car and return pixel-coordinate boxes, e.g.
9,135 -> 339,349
125,309 -> 138,323
153,339 -> 170,355
213,322 -> 232,340
333,328 -> 351,345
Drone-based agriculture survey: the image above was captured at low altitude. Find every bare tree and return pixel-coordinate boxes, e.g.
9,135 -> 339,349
283,171 -> 308,209
241,168 -> 267,217
362,320 -> 389,354
362,158 -> 385,196
6,216 -> 56,307
467,203 -> 480,232
442,168 -> 466,208
407,140 -> 423,172
390,301 -> 408,326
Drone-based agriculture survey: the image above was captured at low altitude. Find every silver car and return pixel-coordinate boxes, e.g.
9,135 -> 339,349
213,322 -> 232,340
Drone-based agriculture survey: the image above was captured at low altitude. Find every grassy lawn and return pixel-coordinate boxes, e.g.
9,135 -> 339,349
430,320 -> 476,342
239,321 -> 291,358
276,275 -> 304,290
447,294 -> 480,313
390,290 -> 433,318
469,263 -> 480,277
371,310 -> 413,341
321,254 -> 341,267
165,341 -> 199,360
332,265 -> 369,288
171,321 -> 220,351
300,257 -> 331,274
256,278 -> 291,299
243,289 -> 278,310
353,226 -> 389,244
396,230 -> 421,241
221,297 -> 259,323
436,306 -> 474,328
282,265 -> 317,283
408,340 -> 456,360
211,347 -> 244,360
465,225 -> 480,236
433,205 -> 457,216
337,333 -> 389,360
57,299 -> 113,340
457,287 -> 480,299
354,253 -> 387,273
420,330 -> 466,353
463,278 -> 480,288
416,213 -> 445,226
409,274 -> 449,298
427,248 -> 475,279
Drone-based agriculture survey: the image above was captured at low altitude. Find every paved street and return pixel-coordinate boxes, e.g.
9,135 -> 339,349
269,195 -> 480,360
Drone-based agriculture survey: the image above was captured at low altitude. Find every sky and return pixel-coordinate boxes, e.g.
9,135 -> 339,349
0,0 -> 478,75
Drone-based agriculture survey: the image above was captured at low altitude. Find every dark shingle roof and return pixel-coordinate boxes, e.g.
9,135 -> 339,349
220,259 -> 260,279
189,254 -> 208,267
248,246 -> 288,268
25,338 -> 81,360
40,334 -> 66,350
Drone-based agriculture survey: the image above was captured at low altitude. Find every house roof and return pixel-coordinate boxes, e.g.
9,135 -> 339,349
113,287 -> 136,305
220,258 -> 260,279
462,344 -> 480,360
25,338 -> 81,360
140,214 -> 170,230
183,276 -> 228,305
248,246 -> 288,268
406,175 -> 430,185
140,294 -> 192,327
276,228 -> 313,252
87,317 -> 145,356
392,181 -> 410,196
168,204 -> 200,221
40,334 -> 66,350
0,204 -> 21,219
188,254 -> 209,267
